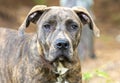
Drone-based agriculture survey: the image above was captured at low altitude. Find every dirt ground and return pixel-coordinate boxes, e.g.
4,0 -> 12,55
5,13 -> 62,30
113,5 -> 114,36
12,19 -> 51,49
0,0 -> 120,83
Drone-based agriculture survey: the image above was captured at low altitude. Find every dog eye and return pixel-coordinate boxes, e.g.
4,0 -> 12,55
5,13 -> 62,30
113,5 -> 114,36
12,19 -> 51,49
43,23 -> 51,31
70,24 -> 78,30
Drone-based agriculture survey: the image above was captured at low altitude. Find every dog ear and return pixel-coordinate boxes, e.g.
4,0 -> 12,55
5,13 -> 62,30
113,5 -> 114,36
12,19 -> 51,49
18,5 -> 49,36
72,7 -> 100,37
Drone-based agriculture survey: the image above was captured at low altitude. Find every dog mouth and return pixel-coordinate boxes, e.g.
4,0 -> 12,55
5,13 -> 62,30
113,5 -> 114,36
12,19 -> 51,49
53,54 -> 71,63
51,49 -> 73,63
45,46 -> 73,64
52,57 -> 72,69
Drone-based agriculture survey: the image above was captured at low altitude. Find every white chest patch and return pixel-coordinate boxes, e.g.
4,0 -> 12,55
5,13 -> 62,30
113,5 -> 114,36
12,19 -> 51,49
55,62 -> 69,83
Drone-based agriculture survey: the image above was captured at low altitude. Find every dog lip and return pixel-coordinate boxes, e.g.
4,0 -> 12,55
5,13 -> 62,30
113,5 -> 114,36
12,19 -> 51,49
52,55 -> 72,63
59,57 -> 64,61
48,49 -> 72,63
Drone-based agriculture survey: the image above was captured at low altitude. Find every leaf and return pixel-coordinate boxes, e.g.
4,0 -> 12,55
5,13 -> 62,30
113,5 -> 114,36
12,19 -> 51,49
95,70 -> 109,78
83,72 -> 93,80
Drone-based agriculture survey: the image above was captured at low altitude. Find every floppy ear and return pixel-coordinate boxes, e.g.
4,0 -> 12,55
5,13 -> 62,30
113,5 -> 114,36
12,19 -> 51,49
72,7 -> 100,37
18,5 -> 49,36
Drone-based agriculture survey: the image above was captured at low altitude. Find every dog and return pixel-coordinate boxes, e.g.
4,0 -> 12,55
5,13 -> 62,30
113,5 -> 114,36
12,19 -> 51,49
0,5 -> 100,83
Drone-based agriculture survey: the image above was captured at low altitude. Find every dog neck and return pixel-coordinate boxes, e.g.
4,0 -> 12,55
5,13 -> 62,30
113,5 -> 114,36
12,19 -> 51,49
35,39 -> 81,82
53,61 -> 69,83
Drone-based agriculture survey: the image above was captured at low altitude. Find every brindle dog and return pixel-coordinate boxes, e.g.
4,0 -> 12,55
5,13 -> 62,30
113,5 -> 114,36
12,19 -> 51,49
0,5 -> 100,83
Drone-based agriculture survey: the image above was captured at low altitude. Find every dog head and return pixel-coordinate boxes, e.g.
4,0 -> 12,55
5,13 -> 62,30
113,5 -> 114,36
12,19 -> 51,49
19,5 -> 100,64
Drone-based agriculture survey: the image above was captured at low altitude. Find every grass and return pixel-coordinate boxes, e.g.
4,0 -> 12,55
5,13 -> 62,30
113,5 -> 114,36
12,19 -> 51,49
83,69 -> 114,83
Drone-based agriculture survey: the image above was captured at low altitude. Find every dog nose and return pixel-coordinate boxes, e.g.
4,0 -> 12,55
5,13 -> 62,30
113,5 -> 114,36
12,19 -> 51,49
55,39 -> 69,49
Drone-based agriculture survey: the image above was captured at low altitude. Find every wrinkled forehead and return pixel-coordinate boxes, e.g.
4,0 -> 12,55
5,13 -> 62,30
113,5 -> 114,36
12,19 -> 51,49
39,7 -> 80,23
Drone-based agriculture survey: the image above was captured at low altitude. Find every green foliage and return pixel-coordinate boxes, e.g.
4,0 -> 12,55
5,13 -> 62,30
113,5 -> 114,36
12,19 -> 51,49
83,72 -> 93,80
83,69 -> 113,83
95,69 -> 109,78
33,0 -> 46,5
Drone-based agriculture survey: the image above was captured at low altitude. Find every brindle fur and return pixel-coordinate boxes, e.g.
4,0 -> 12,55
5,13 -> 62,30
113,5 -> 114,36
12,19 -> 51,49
0,28 -> 81,83
0,5 -> 99,83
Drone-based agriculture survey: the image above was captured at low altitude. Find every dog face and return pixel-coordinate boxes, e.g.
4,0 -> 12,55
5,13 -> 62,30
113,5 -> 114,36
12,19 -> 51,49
19,5 -> 100,63
37,7 -> 82,62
